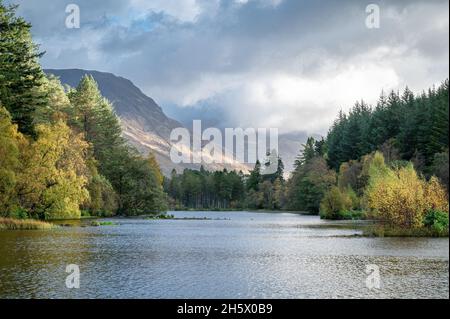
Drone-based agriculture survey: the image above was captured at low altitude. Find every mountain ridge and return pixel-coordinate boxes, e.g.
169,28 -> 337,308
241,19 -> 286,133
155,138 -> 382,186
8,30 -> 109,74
44,69 -> 251,175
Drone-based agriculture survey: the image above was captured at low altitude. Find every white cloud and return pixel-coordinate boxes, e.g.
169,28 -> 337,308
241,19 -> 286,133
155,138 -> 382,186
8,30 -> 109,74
10,0 -> 449,135
217,62 -> 399,134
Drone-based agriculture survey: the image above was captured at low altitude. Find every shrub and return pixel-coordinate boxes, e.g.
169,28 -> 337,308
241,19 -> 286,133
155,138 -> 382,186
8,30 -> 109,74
424,210 -> 449,233
364,225 -> 448,237
320,186 -> 358,220
80,210 -> 91,217
424,177 -> 449,213
9,207 -> 29,220
364,152 -> 449,228
338,210 -> 366,220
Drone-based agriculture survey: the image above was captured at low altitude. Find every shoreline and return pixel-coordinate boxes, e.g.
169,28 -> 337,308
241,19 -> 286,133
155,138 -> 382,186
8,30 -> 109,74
0,217 -> 55,230
1,213 -> 448,238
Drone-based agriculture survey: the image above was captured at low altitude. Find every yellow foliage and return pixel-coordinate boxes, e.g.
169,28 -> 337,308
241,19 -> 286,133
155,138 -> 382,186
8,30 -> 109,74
364,153 -> 449,228
0,106 -> 25,214
425,176 -> 449,213
147,152 -> 164,186
0,217 -> 54,230
16,120 -> 90,219
320,186 -> 354,219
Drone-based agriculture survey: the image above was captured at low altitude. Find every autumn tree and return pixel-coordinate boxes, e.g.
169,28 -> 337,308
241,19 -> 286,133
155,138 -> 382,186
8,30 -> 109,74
16,121 -> 90,219
364,152 -> 449,228
0,106 -> 22,215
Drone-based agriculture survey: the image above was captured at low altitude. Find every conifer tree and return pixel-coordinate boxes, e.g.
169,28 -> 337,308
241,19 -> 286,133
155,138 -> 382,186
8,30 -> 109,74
0,2 -> 47,136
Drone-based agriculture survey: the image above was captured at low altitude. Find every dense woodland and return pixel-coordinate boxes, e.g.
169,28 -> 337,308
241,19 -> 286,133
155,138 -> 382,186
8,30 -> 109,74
1,2 -> 449,233
164,157 -> 286,210
164,78 -> 449,233
1,2 -> 167,220
165,83 -> 449,212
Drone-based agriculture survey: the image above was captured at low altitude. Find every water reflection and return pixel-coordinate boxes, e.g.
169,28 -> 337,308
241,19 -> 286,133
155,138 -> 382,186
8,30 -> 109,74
0,211 -> 448,299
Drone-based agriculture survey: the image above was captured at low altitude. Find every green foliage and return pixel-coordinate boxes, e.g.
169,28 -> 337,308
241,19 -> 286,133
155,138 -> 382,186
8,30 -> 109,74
319,186 -> 359,220
17,121 -> 90,220
424,210 -> 449,234
1,106 -> 91,220
326,81 -> 449,181
337,160 -> 364,195
336,210 -> 366,221
430,151 -> 449,191
84,169 -> 118,217
107,148 -> 167,215
0,106 -> 20,214
364,225 -> 449,237
68,75 -> 124,171
33,75 -> 71,124
8,207 -> 28,219
0,2 -> 47,136
286,155 -> 336,213
67,75 -> 167,216
294,137 -> 317,168
166,167 -> 246,210
2,1 -> 448,229
165,158 -> 286,211
247,161 -> 262,191
100,221 -> 117,226
0,4 -> 169,220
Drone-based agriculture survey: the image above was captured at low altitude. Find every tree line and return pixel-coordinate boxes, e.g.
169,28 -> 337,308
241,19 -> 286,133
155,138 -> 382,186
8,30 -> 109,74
1,2 -> 167,220
326,82 -> 449,175
1,1 -> 448,232
165,79 -> 449,233
283,82 -> 449,233
164,155 -> 286,210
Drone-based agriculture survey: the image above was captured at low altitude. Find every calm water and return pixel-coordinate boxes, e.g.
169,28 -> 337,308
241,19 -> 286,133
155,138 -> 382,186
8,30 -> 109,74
0,211 -> 448,299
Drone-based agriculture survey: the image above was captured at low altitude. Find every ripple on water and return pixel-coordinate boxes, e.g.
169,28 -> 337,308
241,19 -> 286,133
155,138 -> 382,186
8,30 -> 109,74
0,212 -> 448,298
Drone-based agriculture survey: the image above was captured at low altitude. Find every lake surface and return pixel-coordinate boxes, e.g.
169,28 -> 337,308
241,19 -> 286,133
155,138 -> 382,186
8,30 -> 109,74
0,211 -> 448,299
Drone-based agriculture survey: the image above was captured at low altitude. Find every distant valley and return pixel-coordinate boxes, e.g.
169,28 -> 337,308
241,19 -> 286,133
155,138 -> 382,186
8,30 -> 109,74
45,69 -> 310,176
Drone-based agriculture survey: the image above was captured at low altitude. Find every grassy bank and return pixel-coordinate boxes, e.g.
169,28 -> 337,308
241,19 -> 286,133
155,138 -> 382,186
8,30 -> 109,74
0,218 -> 55,230
363,225 -> 449,238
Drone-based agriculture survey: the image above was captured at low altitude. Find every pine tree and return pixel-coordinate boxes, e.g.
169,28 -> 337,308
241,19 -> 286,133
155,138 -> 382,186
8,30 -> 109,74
295,137 -> 316,168
325,80 -> 449,175
247,160 -> 262,191
0,2 -> 47,136
398,87 -> 417,159
69,76 -> 125,179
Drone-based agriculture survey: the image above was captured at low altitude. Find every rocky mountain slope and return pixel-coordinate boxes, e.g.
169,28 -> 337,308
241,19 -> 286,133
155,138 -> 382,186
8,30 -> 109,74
45,69 -> 312,177
45,69 -> 250,175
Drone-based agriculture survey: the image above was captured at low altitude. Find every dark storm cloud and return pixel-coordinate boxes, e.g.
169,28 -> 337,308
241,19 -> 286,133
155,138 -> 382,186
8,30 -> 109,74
7,0 -> 449,133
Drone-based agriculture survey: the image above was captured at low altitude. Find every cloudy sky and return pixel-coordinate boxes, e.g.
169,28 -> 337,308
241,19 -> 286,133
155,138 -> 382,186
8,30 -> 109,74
9,0 -> 449,134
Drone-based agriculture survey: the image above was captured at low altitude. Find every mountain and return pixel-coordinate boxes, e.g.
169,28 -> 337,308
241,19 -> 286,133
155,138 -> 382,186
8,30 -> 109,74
44,69 -> 311,176
45,69 -> 180,138
161,105 -> 315,176
161,102 -> 319,176
45,69 -> 249,175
